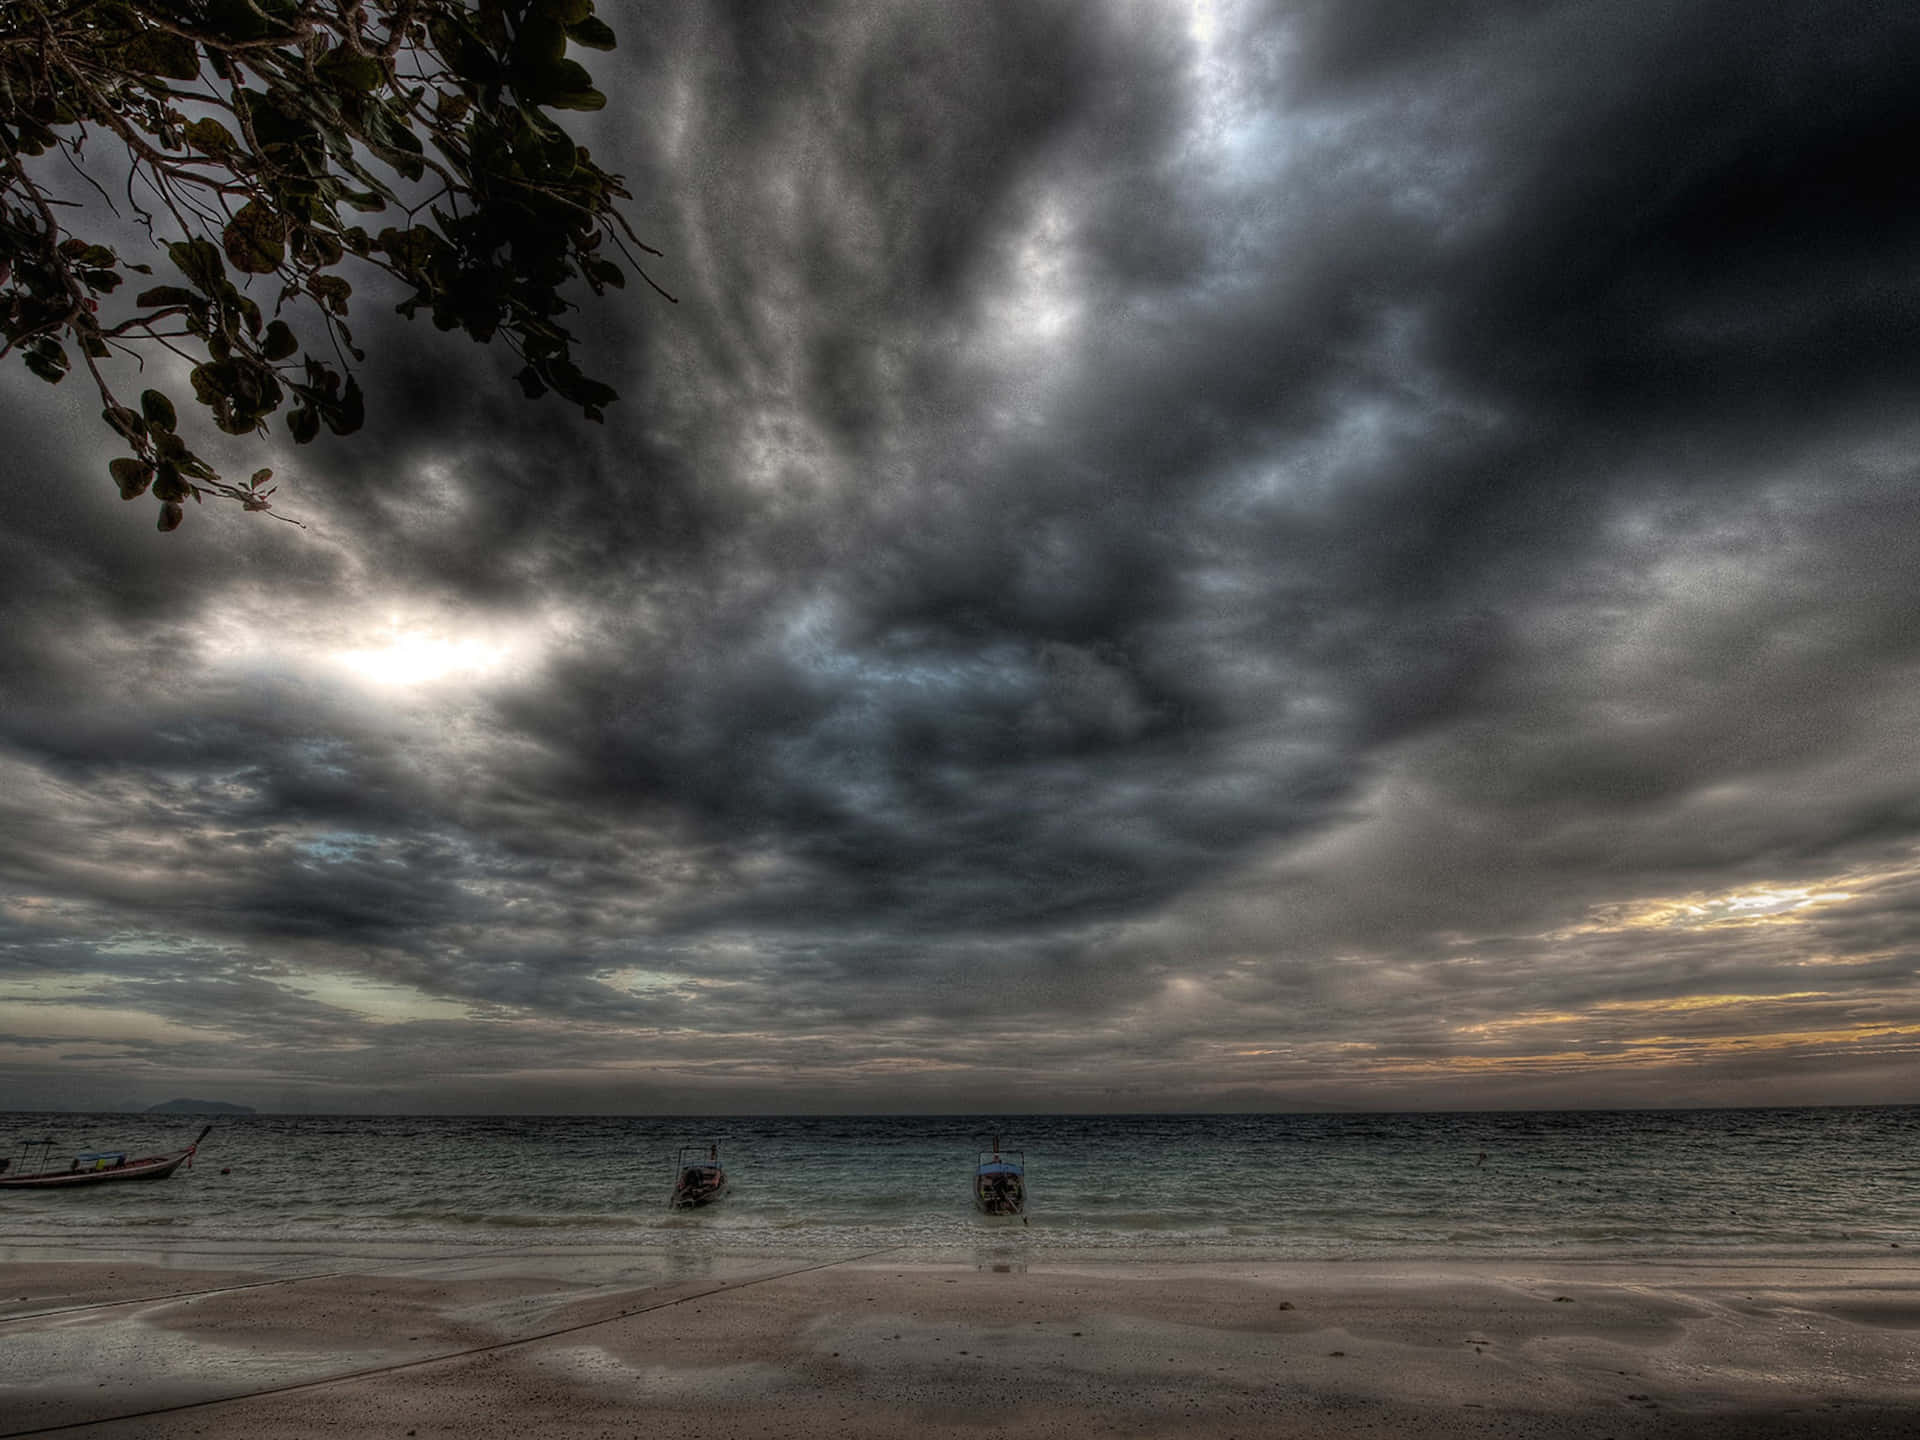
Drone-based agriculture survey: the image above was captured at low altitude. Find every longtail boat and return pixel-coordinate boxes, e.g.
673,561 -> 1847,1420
974,1135 -> 1025,1216
0,1125 -> 210,1190
668,1143 -> 728,1209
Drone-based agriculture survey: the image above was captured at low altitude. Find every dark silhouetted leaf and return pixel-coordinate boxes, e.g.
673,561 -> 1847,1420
567,16 -> 617,50
325,377 -> 365,435
318,50 -> 385,91
110,458 -> 153,500
308,274 -> 351,315
24,345 -> 69,384
103,406 -> 147,443
167,239 -> 224,288
183,117 -> 237,153
124,33 -> 200,80
547,87 -> 606,112
140,389 -> 177,432
223,202 -> 286,274
135,285 -> 197,309
152,463 -> 189,502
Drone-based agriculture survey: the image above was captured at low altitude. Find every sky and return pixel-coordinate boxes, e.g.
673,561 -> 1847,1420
4,0 -> 1920,1114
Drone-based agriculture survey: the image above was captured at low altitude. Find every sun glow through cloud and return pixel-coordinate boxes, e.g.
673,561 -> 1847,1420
1551,877 -> 1875,939
334,624 -> 521,687
195,599 -> 560,696
278,971 -> 477,1026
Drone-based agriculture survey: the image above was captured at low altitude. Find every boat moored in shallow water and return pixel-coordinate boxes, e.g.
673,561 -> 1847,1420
974,1136 -> 1025,1216
668,1143 -> 729,1209
0,1125 -> 211,1190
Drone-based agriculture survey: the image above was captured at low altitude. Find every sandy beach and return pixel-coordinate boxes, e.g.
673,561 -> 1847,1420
2,1246 -> 1917,1437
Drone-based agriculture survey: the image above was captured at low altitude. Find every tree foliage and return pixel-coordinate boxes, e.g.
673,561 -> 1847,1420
1,0 -> 670,531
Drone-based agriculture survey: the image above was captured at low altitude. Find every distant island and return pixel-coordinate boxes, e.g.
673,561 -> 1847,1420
145,1099 -> 255,1114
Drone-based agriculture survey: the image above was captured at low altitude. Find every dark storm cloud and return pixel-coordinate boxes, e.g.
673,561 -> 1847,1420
4,0 -> 1920,1109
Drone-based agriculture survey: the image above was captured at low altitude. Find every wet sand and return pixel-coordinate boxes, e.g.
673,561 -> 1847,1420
3,1247 -> 1918,1437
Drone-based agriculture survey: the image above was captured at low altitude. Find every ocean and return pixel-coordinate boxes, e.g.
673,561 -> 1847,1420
2,1108 -> 1915,1263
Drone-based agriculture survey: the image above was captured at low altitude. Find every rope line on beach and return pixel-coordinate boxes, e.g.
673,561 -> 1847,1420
0,1243 -> 559,1327
0,1269 -> 356,1326
0,1245 -> 904,1439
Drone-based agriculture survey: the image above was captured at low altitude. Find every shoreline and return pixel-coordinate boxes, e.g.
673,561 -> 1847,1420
5,1229 -> 1915,1268
4,1247 -> 1918,1436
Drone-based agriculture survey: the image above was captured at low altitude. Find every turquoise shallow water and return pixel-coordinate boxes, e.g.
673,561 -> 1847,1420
2,1108 -> 1915,1261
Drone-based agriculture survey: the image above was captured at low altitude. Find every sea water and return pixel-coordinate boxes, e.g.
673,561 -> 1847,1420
1,1108 -> 1915,1263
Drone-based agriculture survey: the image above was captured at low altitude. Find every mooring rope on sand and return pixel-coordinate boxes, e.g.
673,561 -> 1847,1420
3,1267 -> 360,1326
0,1245 -> 904,1438
0,1242 -> 563,1326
